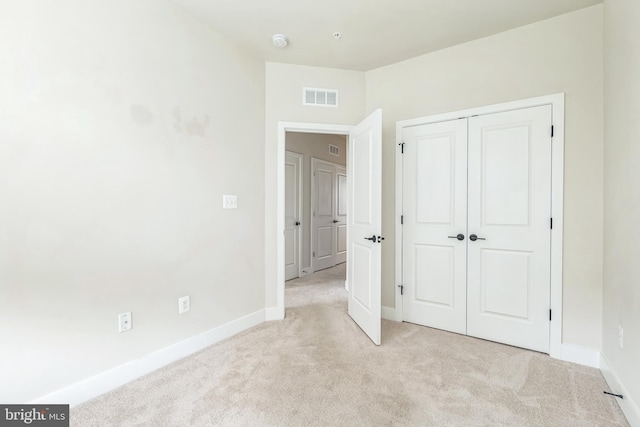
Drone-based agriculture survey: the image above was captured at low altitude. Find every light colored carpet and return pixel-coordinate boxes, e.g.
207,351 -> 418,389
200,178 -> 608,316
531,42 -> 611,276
72,264 -> 628,426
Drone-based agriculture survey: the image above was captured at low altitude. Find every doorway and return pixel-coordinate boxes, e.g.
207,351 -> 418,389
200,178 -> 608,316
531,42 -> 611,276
277,110 -> 383,345
284,133 -> 348,281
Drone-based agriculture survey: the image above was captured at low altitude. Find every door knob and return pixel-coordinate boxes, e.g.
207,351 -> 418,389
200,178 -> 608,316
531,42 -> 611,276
364,235 -> 376,242
448,234 -> 465,241
333,220 -> 339,223
469,234 -> 486,241
295,221 -> 300,226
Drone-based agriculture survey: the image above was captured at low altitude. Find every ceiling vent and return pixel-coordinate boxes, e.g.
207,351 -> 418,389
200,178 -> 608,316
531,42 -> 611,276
303,87 -> 339,107
329,144 -> 340,156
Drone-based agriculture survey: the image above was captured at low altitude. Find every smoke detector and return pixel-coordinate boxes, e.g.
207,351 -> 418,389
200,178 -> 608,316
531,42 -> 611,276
272,34 -> 288,48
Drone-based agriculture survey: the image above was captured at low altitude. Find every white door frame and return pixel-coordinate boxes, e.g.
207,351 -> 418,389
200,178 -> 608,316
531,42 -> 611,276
310,157 -> 347,273
285,150 -> 303,280
276,122 -> 353,318
395,93 -> 565,360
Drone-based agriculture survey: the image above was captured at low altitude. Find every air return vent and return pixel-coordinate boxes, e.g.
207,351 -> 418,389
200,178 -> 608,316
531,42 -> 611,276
303,87 -> 339,107
329,144 -> 339,156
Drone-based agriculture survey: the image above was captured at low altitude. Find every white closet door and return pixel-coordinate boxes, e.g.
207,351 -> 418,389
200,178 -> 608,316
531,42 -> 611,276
466,105 -> 552,353
402,119 -> 468,334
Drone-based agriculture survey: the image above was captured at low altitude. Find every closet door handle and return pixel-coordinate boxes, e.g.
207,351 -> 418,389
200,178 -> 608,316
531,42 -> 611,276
364,235 -> 376,242
469,234 -> 485,241
448,234 -> 465,241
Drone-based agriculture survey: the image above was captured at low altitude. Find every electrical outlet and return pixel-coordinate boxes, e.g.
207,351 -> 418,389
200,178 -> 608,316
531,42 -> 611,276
618,325 -> 624,349
178,296 -> 190,314
118,312 -> 132,333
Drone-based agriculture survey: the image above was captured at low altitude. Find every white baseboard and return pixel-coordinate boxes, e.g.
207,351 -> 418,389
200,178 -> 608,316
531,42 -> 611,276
381,306 -> 397,321
265,306 -> 285,320
600,354 -> 640,427
560,343 -> 600,368
30,309 -> 266,407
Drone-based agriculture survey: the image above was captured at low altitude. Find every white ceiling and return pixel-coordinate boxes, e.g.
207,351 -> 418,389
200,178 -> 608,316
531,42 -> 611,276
171,0 -> 601,71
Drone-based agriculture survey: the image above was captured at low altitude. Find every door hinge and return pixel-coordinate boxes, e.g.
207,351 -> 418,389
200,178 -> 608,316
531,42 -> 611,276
549,309 -> 552,321
399,142 -> 405,153
551,125 -> 554,138
401,215 -> 404,225
550,218 -> 553,230
398,284 -> 404,295
313,251 -> 315,257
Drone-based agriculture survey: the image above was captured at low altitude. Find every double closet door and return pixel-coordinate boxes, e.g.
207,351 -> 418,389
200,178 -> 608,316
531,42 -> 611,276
402,105 -> 552,353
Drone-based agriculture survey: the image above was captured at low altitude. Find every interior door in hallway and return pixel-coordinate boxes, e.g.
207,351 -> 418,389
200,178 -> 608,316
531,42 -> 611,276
348,109 -> 382,346
466,105 -> 552,353
335,166 -> 347,264
402,118 -> 468,334
312,159 -> 337,271
284,151 -> 302,281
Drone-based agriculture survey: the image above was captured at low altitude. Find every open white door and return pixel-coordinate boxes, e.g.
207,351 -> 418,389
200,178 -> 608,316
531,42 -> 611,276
347,109 -> 382,345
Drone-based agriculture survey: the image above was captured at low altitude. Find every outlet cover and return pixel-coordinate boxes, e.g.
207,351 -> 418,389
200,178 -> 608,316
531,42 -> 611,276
118,312 -> 132,333
179,296 -> 190,314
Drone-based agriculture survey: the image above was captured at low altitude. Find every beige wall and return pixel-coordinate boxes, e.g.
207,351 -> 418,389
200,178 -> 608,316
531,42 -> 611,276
603,0 -> 640,413
365,5 -> 604,349
0,0 -> 265,402
286,133 -> 347,271
265,63 -> 365,307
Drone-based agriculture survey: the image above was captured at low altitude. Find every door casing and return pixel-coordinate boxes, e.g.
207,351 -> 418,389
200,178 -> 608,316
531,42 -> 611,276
395,93 -> 565,360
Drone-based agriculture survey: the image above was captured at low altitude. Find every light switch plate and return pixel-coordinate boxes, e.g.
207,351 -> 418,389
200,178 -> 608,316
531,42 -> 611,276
223,195 -> 238,209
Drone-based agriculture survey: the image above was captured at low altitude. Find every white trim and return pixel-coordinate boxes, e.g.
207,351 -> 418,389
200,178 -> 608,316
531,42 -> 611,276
395,93 -> 565,359
600,354 -> 640,426
381,306 -> 397,321
394,122 -> 404,321
549,94 -> 565,360
285,150 -> 304,280
560,344 -> 600,368
30,310 -> 266,407
265,306 -> 284,321
274,122 -> 353,318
